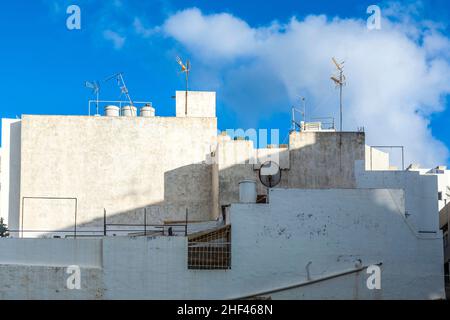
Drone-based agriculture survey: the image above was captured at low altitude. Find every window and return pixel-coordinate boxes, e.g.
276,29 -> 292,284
438,192 -> 443,201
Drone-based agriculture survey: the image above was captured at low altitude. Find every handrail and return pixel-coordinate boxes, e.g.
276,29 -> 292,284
229,262 -> 383,300
386,190 -> 442,240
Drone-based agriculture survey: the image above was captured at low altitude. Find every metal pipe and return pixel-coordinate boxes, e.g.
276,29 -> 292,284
230,262 -> 382,300
144,208 -> 147,236
185,208 -> 188,236
103,208 -> 106,236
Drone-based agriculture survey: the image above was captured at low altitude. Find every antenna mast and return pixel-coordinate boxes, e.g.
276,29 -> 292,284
105,72 -> 134,106
330,57 -> 346,131
301,97 -> 306,122
176,56 -> 190,115
85,81 -> 100,115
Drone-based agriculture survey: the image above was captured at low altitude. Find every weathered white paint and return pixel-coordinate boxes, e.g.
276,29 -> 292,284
0,188 -> 444,299
0,147 -> 2,221
175,91 -> 216,118
19,115 -> 217,235
238,180 -> 257,203
0,119 -> 21,233
0,238 -> 101,268
433,168 -> 450,264
355,160 -> 441,233
365,145 -> 390,171
216,131 -> 365,206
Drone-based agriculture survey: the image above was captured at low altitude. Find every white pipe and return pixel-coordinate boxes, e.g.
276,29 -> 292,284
228,262 -> 382,300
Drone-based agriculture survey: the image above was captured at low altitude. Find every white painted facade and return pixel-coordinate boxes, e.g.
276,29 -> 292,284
0,90 -> 448,299
0,188 -> 444,299
0,119 -> 21,233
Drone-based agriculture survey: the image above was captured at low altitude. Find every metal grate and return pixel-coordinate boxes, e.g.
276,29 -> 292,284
188,225 -> 231,270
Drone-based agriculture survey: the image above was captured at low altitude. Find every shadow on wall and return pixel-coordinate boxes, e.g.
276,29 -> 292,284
18,132 -> 365,238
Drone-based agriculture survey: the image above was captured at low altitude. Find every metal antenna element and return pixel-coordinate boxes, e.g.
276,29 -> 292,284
330,57 -> 346,132
301,97 -> 306,122
291,106 -> 303,132
105,72 -> 134,107
291,97 -> 307,132
176,56 -> 190,115
85,81 -> 100,115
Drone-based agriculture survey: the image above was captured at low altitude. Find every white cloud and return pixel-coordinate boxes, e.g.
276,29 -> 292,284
103,30 -> 126,50
156,6 -> 450,166
162,8 -> 259,61
133,18 -> 158,38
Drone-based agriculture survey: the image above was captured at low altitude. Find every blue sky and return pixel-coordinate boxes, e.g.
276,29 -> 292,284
0,0 -> 449,166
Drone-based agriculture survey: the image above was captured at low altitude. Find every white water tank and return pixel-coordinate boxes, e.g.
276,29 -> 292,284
239,180 -> 257,203
121,105 -> 137,117
140,105 -> 155,117
105,105 -> 119,117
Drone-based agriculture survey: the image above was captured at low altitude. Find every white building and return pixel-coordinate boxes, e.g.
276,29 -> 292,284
0,91 -> 447,299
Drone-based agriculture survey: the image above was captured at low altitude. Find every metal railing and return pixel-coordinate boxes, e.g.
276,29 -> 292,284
10,207 -> 189,238
188,225 -> 231,270
309,117 -> 335,130
102,208 -> 189,237
369,145 -> 405,171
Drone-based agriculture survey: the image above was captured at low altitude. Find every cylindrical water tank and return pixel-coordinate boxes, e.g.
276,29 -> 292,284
121,105 -> 137,117
239,180 -> 257,203
140,105 -> 155,117
105,105 -> 119,117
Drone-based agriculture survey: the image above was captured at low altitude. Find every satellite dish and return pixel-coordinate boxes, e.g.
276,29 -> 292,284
258,161 -> 281,188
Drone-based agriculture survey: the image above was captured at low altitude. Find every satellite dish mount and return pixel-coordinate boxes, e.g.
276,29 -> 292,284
258,161 -> 282,188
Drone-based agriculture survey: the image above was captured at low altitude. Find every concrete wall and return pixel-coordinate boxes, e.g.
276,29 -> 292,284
19,115 -> 217,235
436,170 -> 450,228
0,148 -> 1,221
175,91 -> 216,117
355,161 -> 440,233
365,146 -> 390,171
0,187 -> 444,299
230,188 -> 443,299
216,131 -> 365,206
0,238 -> 101,267
216,137 -> 257,207
0,119 -> 21,233
287,131 -> 365,188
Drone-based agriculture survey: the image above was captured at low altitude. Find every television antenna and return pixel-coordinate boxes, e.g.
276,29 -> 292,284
176,56 -> 190,115
85,81 -> 100,115
301,96 -> 306,121
330,57 -> 346,131
105,72 -> 134,114
291,97 -> 306,132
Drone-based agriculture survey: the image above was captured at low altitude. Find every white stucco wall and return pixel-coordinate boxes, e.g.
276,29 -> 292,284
436,170 -> 450,228
216,131 -> 365,206
18,115 -> 217,236
0,187 -> 444,299
175,91 -> 216,117
355,160 -> 441,233
365,146 -> 390,171
0,119 -> 21,233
